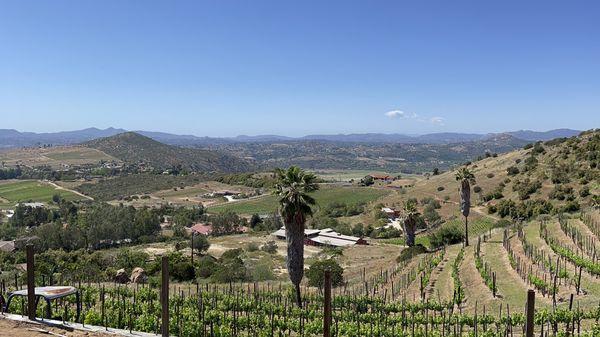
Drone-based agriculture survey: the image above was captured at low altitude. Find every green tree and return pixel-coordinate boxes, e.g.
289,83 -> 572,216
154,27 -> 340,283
190,234 -> 210,255
455,167 -> 475,247
306,259 -> 344,289
274,166 -> 319,306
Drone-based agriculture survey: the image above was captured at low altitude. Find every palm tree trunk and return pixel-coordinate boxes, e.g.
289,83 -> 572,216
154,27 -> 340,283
464,215 -> 469,247
295,283 -> 302,307
286,223 -> 305,307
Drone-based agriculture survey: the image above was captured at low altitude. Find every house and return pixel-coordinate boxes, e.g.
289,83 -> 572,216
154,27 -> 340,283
271,227 -> 367,248
271,227 -> 321,240
190,223 -> 213,236
190,223 -> 249,236
17,202 -> 45,208
369,174 -> 391,181
381,207 -> 400,218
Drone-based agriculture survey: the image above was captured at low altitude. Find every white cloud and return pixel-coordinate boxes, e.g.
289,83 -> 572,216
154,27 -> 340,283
429,117 -> 445,125
385,110 -> 444,125
384,110 -> 417,119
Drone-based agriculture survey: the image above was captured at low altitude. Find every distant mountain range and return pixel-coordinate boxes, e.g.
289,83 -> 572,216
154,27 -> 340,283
0,127 -> 583,148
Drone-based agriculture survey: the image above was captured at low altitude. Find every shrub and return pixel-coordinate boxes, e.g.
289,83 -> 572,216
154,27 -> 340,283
506,166 -> 520,176
487,205 -> 497,214
245,242 -> 259,252
191,235 -> 210,254
249,257 -> 276,281
473,186 -> 482,193
579,186 -> 590,197
397,244 -> 427,262
260,241 -> 278,254
428,224 -> 464,248
437,186 -> 445,191
171,261 -> 196,281
486,173 -> 495,178
306,259 -> 344,288
196,256 -> 217,278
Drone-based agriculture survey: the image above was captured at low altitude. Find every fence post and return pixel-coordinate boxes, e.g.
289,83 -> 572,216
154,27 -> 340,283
323,269 -> 332,337
191,233 -> 194,265
161,256 -> 169,337
525,289 -> 535,337
26,244 -> 36,320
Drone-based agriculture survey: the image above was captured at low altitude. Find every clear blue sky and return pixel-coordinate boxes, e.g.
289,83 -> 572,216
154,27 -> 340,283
1,1 -> 599,136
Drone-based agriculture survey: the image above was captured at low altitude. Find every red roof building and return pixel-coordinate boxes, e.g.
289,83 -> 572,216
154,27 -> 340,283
190,223 -> 213,235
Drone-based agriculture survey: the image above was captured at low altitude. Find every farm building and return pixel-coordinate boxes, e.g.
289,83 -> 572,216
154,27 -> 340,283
271,227 -> 367,248
189,223 -> 249,236
190,223 -> 213,236
368,174 -> 391,181
381,207 -> 399,218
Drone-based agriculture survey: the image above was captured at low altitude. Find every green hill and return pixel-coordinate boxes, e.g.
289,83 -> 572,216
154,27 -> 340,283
85,132 -> 252,173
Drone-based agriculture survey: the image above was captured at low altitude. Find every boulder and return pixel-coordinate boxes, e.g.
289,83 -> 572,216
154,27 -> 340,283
114,268 -> 130,284
130,267 -> 148,284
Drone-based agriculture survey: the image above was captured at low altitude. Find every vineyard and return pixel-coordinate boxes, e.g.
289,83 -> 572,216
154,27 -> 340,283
2,211 -> 600,336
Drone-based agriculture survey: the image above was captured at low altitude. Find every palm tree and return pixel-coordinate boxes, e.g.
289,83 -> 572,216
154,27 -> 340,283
403,199 -> 420,246
455,167 -> 475,246
274,166 -> 319,307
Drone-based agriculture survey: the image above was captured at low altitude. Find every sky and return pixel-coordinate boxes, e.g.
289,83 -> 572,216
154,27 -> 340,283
1,1 -> 599,137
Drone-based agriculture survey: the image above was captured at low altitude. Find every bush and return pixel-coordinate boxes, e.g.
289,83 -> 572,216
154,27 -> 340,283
196,256 -> 218,278
306,259 -> 344,288
249,257 -> 276,281
397,244 -> 427,262
487,205 -> 497,214
473,186 -> 482,193
428,224 -> 464,248
191,235 -> 210,254
245,242 -> 259,252
171,261 -> 196,281
487,173 -> 495,178
260,241 -> 278,254
437,186 -> 445,191
506,166 -> 520,176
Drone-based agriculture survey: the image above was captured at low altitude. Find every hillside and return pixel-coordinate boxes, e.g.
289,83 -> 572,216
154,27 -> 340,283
84,132 -> 252,173
381,129 -> 599,222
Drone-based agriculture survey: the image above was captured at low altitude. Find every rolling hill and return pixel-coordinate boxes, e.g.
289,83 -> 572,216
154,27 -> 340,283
84,132 -> 252,173
379,128 -> 599,223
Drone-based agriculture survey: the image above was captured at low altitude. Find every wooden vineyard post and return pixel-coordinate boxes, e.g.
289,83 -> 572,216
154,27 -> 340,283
26,244 -> 36,320
323,269 -> 332,337
161,256 -> 169,337
576,267 -> 582,295
525,289 -> 535,337
191,233 -> 194,264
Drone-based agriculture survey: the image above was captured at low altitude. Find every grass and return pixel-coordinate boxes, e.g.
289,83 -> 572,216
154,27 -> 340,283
44,148 -> 113,161
0,180 -> 83,204
380,235 -> 431,248
208,185 -> 390,215
313,170 -> 404,181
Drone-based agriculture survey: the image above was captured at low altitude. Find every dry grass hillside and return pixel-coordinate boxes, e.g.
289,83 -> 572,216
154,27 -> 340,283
381,129 -> 599,225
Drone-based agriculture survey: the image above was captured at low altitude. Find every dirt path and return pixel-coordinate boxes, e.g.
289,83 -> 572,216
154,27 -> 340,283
46,181 -> 93,200
460,246 -> 496,311
430,244 -> 461,302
